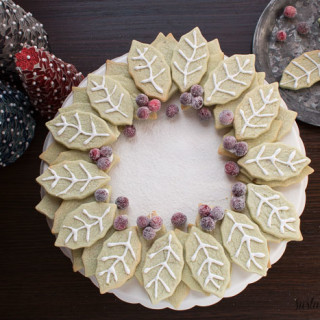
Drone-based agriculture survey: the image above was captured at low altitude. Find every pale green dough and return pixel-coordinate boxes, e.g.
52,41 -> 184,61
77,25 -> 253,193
35,194 -> 62,220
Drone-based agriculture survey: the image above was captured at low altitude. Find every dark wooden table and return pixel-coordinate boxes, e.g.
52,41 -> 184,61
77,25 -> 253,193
1,1 -> 319,319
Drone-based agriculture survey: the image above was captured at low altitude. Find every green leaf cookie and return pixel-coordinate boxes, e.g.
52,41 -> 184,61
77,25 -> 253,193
37,160 -> 110,200
55,202 -> 116,249
46,111 -> 116,151
221,210 -> 269,276
96,227 -> 141,293
238,143 -> 310,182
185,226 -> 231,297
171,27 -> 209,91
204,54 -> 255,106
234,83 -> 280,140
143,231 -> 184,304
247,184 -> 302,241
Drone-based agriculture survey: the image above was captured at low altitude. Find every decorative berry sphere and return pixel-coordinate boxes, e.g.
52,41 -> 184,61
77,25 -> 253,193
223,136 -> 237,150
284,6 -> 297,18
94,188 -> 109,202
225,161 -> 240,176
276,30 -> 287,42
210,206 -> 225,221
89,148 -> 101,162
123,125 -> 136,138
166,104 -> 179,118
230,196 -> 246,212
179,92 -> 193,106
199,204 -> 212,218
136,215 -> 150,229
113,215 -> 128,231
198,107 -> 212,121
219,110 -> 234,125
191,96 -> 203,110
297,22 -> 310,35
136,106 -> 150,120
115,196 -> 129,210
96,157 -> 111,171
200,216 -> 216,232
234,141 -> 249,157
190,84 -> 204,97
231,182 -> 247,197
0,81 -> 35,167
148,99 -> 161,112
135,94 -> 149,107
150,216 -> 163,230
15,46 -> 84,119
171,212 -> 187,227
143,226 -> 156,240
100,145 -> 113,158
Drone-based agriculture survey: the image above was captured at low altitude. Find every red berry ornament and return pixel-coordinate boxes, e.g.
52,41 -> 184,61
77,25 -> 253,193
225,161 -> 240,176
284,6 -> 297,18
148,99 -> 161,112
136,106 -> 150,119
89,148 -> 101,162
276,30 -> 287,42
297,22 -> 310,35
123,125 -> 136,138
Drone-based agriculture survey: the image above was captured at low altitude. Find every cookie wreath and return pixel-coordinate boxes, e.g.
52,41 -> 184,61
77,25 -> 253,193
36,27 -> 313,310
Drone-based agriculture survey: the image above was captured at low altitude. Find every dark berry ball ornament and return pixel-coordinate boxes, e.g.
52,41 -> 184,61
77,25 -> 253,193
113,215 -> 129,231
94,188 -> 109,202
89,148 -> 101,162
223,136 -> 237,150
180,92 -> 193,106
231,182 -> 247,197
115,196 -> 129,210
0,81 -> 35,167
219,110 -> 234,125
297,22 -> 310,35
225,161 -> 240,176
136,215 -> 150,229
234,141 -> 248,157
191,96 -> 203,110
276,30 -> 287,42
123,125 -> 136,138
100,146 -> 113,158
136,106 -> 150,119
148,99 -> 161,112
150,216 -> 163,230
210,206 -> 225,221
143,226 -> 156,240
15,46 -> 84,119
166,104 -> 179,118
200,217 -> 216,232
230,196 -> 246,212
190,84 -> 204,97
171,212 -> 187,227
198,107 -> 212,121
284,6 -> 297,18
135,94 -> 149,107
96,157 -> 111,171
199,204 -> 212,218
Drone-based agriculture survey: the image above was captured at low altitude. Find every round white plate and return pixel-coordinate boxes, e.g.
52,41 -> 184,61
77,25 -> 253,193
41,54 -> 308,310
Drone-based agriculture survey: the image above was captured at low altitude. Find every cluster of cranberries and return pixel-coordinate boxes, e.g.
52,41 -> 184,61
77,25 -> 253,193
89,145 -> 113,171
136,214 -> 163,240
135,94 -> 161,120
198,204 -> 225,232
113,196 -> 130,231
230,182 -> 247,212
223,135 -> 248,157
180,84 -> 212,121
276,6 -> 311,42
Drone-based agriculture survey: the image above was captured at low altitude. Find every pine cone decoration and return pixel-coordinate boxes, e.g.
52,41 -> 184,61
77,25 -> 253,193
15,46 -> 84,119
0,0 -> 49,85
0,79 -> 35,167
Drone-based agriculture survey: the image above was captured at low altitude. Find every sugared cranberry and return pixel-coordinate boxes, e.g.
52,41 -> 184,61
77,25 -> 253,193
230,196 -> 245,212
136,106 -> 150,119
143,226 -> 156,240
89,148 -> 101,162
276,30 -> 287,42
234,141 -> 248,157
150,216 -> 163,230
198,107 -> 212,120
180,92 -> 193,106
136,94 -> 149,107
191,96 -> 203,110
225,161 -> 240,176
123,125 -> 136,138
219,110 -> 234,125
223,136 -> 237,150
113,215 -> 128,231
210,206 -> 224,221
100,146 -> 113,158
297,22 -> 310,35
231,182 -> 247,197
136,215 -> 150,229
94,188 -> 109,202
190,84 -> 204,97
115,196 -> 129,210
148,99 -> 161,112
284,6 -> 297,18
199,204 -> 211,218
166,104 -> 179,118
200,216 -> 216,232
96,157 -> 111,171
171,212 -> 187,227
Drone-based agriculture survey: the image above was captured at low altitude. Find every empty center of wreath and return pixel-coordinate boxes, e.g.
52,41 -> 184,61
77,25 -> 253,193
109,104 -> 233,229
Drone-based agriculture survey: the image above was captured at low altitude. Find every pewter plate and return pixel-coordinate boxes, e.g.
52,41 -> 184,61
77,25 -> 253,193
253,0 -> 320,126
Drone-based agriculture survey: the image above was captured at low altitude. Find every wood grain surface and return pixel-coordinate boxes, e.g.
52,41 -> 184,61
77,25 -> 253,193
1,1 -> 319,319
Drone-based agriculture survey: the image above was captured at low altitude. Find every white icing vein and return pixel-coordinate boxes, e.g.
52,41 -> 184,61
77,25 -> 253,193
173,29 -> 207,89
191,232 -> 224,289
42,162 -> 106,195
131,47 -> 165,94
98,230 -> 136,284
55,112 -> 110,145
226,211 -> 265,270
90,76 -> 128,117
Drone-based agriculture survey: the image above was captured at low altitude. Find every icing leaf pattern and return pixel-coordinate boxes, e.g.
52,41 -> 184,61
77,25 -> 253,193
238,143 -> 310,181
172,27 -> 208,91
280,50 -> 320,90
37,160 -> 109,200
221,210 -> 269,275
143,231 -> 183,304
96,227 -> 141,293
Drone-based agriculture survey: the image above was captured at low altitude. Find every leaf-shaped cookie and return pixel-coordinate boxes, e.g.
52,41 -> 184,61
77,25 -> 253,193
96,227 -> 141,293
238,143 -> 310,182
128,40 -> 171,101
55,202 -> 116,249
247,184 -> 302,241
35,194 -> 62,220
280,50 -> 320,90
171,27 -> 209,91
143,231 -> 184,304
46,111 -> 116,151
204,54 -> 255,106
221,210 -> 269,276
185,226 -> 230,297
234,83 -> 280,140
37,160 -> 110,200
87,74 -> 134,126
